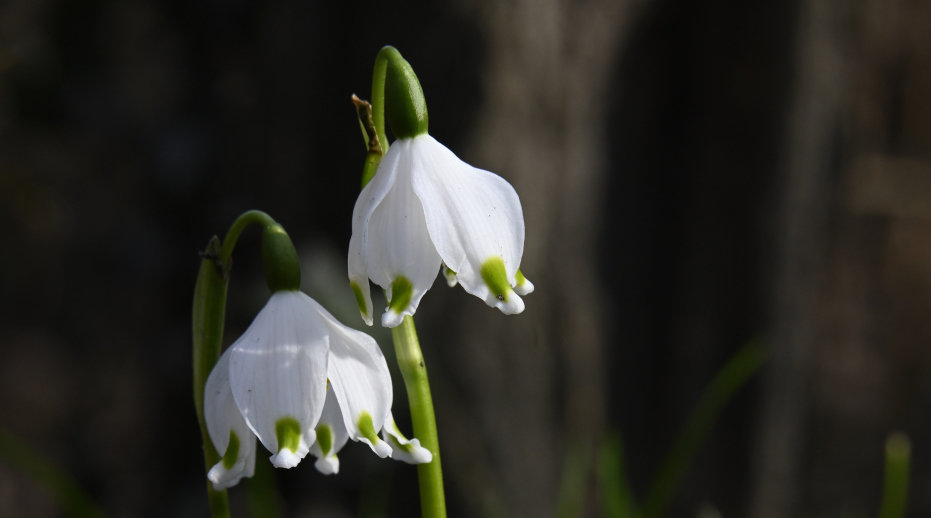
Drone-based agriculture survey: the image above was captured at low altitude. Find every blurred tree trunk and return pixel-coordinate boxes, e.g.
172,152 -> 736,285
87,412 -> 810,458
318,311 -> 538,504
435,1 -> 641,515
751,0 -> 931,516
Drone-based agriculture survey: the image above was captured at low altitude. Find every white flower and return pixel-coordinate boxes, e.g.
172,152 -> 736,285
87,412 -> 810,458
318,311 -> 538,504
203,290 -> 431,489
348,134 -> 534,327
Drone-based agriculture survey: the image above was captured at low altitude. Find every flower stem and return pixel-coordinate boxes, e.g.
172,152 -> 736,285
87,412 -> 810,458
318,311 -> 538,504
192,209 -> 278,517
879,432 -> 911,518
391,316 -> 447,518
192,236 -> 232,518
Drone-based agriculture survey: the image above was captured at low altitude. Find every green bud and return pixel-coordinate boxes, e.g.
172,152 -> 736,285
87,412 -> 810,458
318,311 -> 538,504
383,46 -> 429,139
261,223 -> 301,292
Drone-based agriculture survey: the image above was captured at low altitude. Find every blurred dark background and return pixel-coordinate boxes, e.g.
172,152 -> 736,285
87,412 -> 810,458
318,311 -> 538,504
2,0 -> 930,516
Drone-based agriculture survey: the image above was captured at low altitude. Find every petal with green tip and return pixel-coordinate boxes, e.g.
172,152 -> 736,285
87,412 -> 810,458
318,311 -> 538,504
382,412 -> 433,464
227,291 -> 328,468
408,135 -> 527,313
313,302 -> 394,457
349,139 -> 441,327
309,389 -> 350,475
204,349 -> 256,489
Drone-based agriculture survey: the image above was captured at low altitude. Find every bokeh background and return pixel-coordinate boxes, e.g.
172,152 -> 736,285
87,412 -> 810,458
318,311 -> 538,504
2,0 -> 931,516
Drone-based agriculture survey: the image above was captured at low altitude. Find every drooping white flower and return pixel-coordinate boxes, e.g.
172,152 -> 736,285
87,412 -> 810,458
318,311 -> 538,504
203,290 -> 431,489
348,134 -> 534,327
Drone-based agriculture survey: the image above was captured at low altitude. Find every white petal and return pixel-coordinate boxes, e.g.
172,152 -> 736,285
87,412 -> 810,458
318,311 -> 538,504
309,388 -> 350,475
349,148 -> 400,325
355,139 -> 442,327
382,413 -> 433,464
228,291 -> 329,468
409,135 -> 526,311
514,271 -> 535,295
348,235 -> 374,326
310,301 -> 393,457
204,349 -> 257,489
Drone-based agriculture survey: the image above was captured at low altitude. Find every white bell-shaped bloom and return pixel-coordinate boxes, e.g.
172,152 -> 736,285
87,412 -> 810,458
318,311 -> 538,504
203,290 -> 431,489
349,134 -> 534,327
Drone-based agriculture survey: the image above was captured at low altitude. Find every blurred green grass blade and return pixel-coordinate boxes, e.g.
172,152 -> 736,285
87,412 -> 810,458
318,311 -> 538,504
642,341 -> 767,518
0,427 -> 104,518
600,431 -> 638,518
555,441 -> 592,518
879,432 -> 910,518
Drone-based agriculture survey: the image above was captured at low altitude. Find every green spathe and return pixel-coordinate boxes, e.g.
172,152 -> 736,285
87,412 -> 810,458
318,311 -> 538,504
389,276 -> 414,314
275,417 -> 302,453
315,424 -> 333,456
382,46 -> 428,139
221,430 -> 241,470
262,224 -> 301,292
480,256 -> 512,301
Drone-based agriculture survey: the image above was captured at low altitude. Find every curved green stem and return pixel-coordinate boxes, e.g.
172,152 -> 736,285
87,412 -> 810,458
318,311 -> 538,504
192,209 -> 278,518
391,316 -> 447,518
218,210 -> 277,267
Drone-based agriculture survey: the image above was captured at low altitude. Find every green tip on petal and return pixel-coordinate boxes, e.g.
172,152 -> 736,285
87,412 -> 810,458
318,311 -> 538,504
262,223 -> 302,292
481,257 -> 526,314
315,424 -> 333,456
222,430 -> 241,470
480,257 -> 512,302
515,269 -> 527,286
275,416 -> 302,454
357,412 -> 379,443
388,276 -> 413,314
357,412 -> 391,458
350,281 -> 368,318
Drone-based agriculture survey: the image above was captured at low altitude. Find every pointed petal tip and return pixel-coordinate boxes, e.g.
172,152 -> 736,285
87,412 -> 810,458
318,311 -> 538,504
207,459 -> 253,490
396,438 -> 433,464
314,455 -> 340,475
372,441 -> 391,459
486,291 -> 525,315
269,447 -> 306,469
381,309 -> 406,328
514,275 -> 534,296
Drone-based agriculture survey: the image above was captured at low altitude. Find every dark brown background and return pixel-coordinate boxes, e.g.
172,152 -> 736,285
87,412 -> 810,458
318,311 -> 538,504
2,0 -> 930,516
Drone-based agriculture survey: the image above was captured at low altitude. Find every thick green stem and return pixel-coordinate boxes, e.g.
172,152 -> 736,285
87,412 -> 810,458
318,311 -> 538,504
391,316 -> 447,518
192,236 -> 232,517
192,209 -> 278,517
879,432 -> 911,518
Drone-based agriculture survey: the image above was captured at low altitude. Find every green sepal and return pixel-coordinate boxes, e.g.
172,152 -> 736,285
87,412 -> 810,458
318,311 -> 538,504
261,224 -> 301,292
382,46 -> 429,139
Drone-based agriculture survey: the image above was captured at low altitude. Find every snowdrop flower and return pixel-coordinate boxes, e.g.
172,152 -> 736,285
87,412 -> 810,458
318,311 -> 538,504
203,224 -> 430,489
348,48 -> 534,328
